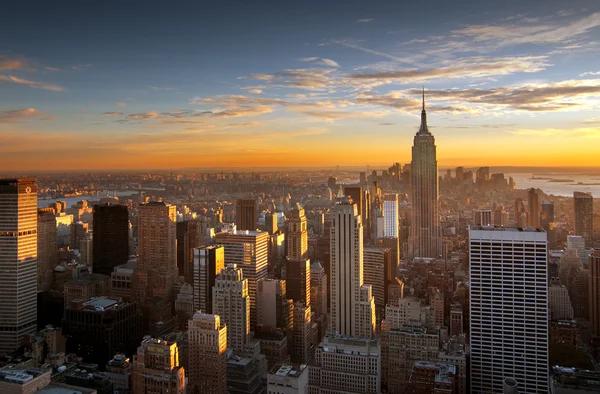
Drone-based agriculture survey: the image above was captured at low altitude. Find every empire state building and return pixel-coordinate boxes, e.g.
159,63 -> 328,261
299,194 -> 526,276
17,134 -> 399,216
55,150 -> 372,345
408,91 -> 442,260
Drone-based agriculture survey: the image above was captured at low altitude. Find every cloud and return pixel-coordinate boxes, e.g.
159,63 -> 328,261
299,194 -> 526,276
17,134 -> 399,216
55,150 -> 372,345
299,57 -> 341,68
331,40 -> 419,65
582,117 -> 600,124
357,18 -> 375,23
44,67 -> 59,72
319,58 -> 340,68
0,75 -> 64,91
299,57 -> 319,62
379,122 -> 395,126
149,85 -> 176,91
102,111 -> 123,116
348,56 -> 549,83
581,71 -> 600,77
126,112 -> 160,121
117,102 -> 127,108
0,55 -> 31,71
228,122 -> 262,127
509,127 -> 600,138
248,88 -> 263,94
247,68 -> 337,91
0,108 -> 50,123
72,64 -> 92,71
452,12 -> 600,46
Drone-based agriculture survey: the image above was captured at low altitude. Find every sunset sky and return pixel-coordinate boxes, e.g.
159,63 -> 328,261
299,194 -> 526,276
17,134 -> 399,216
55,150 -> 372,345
2,0 -> 600,171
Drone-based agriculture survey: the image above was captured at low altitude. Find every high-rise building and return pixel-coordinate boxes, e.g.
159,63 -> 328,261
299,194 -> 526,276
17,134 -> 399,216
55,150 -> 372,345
469,226 -> 549,393
493,206 -> 510,227
188,312 -> 228,394
177,220 -> 200,282
136,201 -> 178,335
449,303 -> 463,337
286,258 -> 311,306
383,193 -> 399,237
308,334 -> 381,394
37,208 -> 57,292
574,191 -> 594,247
568,235 -> 588,266
408,93 -> 442,259
406,361 -> 457,394
527,188 -> 540,227
256,279 -> 293,332
212,264 -> 250,352
310,261 -> 328,339
105,354 -> 133,394
0,178 -> 38,356
514,198 -> 527,227
92,203 -> 129,276
343,186 -> 365,222
291,302 -> 313,364
590,250 -> 600,339
265,212 -> 278,235
215,230 -> 269,328
549,280 -> 574,321
62,297 -> 142,368
330,202 -> 375,338
132,337 -> 186,394
541,200 -> 554,229
287,203 -> 308,260
193,245 -> 225,314
236,198 -> 257,231
363,247 -> 393,328
473,209 -> 493,226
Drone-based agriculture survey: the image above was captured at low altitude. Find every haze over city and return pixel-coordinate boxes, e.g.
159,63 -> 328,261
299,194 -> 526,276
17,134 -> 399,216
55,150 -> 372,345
2,0 -> 600,170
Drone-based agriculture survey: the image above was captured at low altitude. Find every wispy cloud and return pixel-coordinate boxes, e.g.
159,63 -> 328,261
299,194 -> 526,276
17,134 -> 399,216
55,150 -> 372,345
299,57 -> 341,68
0,75 -> 64,91
149,85 -> 176,91
72,64 -> 92,71
117,102 -> 127,108
228,122 -> 262,127
0,55 -> 32,71
0,108 -> 51,123
102,111 -> 123,116
581,71 -> 600,77
509,127 -> 600,138
331,40 -> 419,65
126,112 -> 160,121
357,18 -> 375,23
248,88 -> 263,94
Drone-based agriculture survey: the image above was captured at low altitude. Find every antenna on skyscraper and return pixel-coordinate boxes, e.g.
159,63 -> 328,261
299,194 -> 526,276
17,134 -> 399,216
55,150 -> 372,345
422,85 -> 425,110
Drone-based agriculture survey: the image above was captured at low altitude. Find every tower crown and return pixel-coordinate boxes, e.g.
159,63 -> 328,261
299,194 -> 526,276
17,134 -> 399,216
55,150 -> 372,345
418,87 -> 431,136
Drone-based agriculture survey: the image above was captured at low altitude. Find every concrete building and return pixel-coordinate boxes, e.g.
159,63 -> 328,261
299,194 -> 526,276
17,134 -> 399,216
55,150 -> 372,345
363,247 -> 393,329
574,191 -> 594,247
188,312 -> 228,394
37,208 -> 57,292
105,354 -> 132,394
449,303 -> 463,337
567,235 -> 588,266
132,337 -> 186,394
291,303 -> 312,364
193,245 -> 225,314
549,280 -> 575,321
226,344 -> 268,394
236,199 -> 257,231
329,202 -> 375,339
174,283 -> 195,330
176,220 -> 200,282
110,259 -> 136,300
256,279 -> 293,333
268,364 -> 308,394
408,95 -> 442,259
62,297 -> 142,368
590,250 -> 600,340
407,361 -> 457,394
0,366 -> 51,394
213,264 -> 250,353
439,337 -> 467,394
527,188 -> 540,227
473,209 -> 493,226
469,226 -> 549,393
286,258 -> 311,307
136,201 -> 178,335
308,334 -> 381,394
0,179 -> 38,356
216,230 -> 269,328
287,203 -> 308,260
92,203 -> 129,276
383,193 -> 399,237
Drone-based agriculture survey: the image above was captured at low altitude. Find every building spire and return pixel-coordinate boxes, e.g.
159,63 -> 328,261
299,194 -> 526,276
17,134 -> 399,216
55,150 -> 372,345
419,86 -> 429,135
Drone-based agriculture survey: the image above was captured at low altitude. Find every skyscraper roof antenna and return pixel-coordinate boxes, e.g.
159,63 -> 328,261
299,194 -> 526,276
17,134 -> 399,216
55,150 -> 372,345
422,85 -> 425,111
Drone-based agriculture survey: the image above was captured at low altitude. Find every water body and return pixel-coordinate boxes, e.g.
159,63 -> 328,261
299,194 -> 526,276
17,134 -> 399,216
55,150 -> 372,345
507,173 -> 599,198
38,190 -> 143,208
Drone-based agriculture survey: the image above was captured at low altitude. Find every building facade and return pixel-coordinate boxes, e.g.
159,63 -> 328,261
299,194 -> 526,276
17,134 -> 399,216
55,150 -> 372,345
188,312 -> 228,394
193,245 -> 225,314
574,191 -> 594,247
92,203 -> 129,276
132,337 -> 186,394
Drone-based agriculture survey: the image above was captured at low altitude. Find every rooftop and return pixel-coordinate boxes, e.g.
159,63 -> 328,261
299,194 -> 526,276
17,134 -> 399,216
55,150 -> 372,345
270,363 -> 307,378
470,225 -> 545,232
0,366 -> 49,384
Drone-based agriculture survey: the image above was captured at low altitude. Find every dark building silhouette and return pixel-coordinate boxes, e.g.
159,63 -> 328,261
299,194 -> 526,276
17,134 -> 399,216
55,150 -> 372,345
286,258 -> 310,306
527,188 -> 540,227
236,199 -> 257,231
192,245 -> 225,314
177,220 -> 200,282
62,297 -> 142,369
93,203 -> 129,276
574,191 -> 594,247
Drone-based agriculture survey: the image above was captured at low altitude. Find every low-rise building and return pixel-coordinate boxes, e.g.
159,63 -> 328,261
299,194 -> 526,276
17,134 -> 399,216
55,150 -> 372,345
268,364 -> 308,394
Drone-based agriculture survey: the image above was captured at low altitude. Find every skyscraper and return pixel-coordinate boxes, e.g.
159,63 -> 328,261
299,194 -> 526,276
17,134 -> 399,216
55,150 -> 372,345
176,219 -> 200,282
540,200 -> 555,230
590,250 -> 600,340
136,201 -> 178,334
574,191 -> 594,247
527,188 -> 540,227
215,230 -> 269,328
37,208 -> 57,292
383,193 -> 399,237
363,247 -> 393,328
92,203 -> 129,276
0,178 -> 38,356
514,198 -> 527,227
286,258 -> 311,306
287,203 -> 308,260
188,312 -> 228,394
212,264 -> 250,352
256,278 -> 293,332
132,337 -> 186,394
469,226 -> 549,393
236,198 -> 257,231
193,245 -> 225,314
330,202 -> 375,338
408,92 -> 442,259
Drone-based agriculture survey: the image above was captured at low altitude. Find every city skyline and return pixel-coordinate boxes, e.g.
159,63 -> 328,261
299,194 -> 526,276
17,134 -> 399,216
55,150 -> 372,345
2,0 -> 600,170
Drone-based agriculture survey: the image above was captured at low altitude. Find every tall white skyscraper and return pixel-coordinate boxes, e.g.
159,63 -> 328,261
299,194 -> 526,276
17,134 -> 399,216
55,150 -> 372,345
469,226 -> 549,393
0,179 -> 38,356
383,193 -> 399,238
212,264 -> 250,353
330,202 -> 375,338
408,91 -> 442,259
